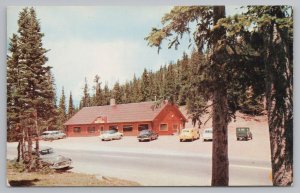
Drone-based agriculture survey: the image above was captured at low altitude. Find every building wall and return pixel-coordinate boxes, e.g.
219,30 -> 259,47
66,121 -> 153,137
153,105 -> 185,135
65,105 -> 186,137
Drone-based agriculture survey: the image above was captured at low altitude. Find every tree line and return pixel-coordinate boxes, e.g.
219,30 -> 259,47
78,50 -> 264,118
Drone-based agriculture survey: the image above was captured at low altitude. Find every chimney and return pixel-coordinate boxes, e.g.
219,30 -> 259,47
110,98 -> 116,106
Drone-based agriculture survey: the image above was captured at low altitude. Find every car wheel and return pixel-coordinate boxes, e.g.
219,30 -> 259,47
138,139 -> 141,142
101,139 -> 104,141
180,139 -> 182,142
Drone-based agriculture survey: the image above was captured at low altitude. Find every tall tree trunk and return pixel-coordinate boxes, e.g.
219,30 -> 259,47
34,111 -> 41,169
211,87 -> 229,186
211,6 -> 229,186
266,23 -> 293,186
27,126 -> 33,170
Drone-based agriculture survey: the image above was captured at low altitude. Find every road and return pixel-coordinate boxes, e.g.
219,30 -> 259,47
7,140 -> 272,186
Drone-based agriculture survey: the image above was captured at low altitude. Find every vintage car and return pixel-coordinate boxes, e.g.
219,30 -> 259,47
137,130 -> 158,142
41,130 -> 66,140
236,127 -> 253,141
202,128 -> 213,141
39,147 -> 72,169
24,146 -> 72,170
99,130 -> 123,141
179,128 -> 200,142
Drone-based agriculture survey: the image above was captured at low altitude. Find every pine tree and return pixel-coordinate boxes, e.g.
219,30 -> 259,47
132,74 -> 142,102
81,77 -> 91,107
103,83 -> 111,105
92,75 -> 103,106
177,52 -> 190,105
67,92 -> 75,119
58,87 -> 66,130
39,70 -> 58,131
146,6 -> 230,185
141,69 -> 151,101
112,81 -> 122,104
7,34 -> 22,142
7,7 -> 53,170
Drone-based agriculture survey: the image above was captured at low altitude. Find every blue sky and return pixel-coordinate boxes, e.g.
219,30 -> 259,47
7,6 -> 243,107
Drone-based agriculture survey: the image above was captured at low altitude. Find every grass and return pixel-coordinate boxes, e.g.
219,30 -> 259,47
7,160 -> 140,187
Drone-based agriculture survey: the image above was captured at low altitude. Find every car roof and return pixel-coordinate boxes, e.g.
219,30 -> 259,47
42,130 -> 61,133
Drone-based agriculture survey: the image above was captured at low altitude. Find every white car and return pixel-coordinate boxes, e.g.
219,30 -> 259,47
202,128 -> 213,141
41,130 -> 66,140
99,130 -> 123,141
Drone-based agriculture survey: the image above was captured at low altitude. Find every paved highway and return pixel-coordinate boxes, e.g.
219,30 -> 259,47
7,143 -> 272,186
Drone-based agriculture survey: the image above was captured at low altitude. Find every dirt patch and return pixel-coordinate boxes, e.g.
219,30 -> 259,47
7,161 -> 140,187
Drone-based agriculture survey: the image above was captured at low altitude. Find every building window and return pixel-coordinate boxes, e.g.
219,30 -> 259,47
88,127 -> 95,133
173,124 -> 178,131
109,125 -> 118,131
100,126 -> 104,131
123,125 -> 133,132
160,124 -> 168,131
73,127 -> 81,133
138,124 -> 149,131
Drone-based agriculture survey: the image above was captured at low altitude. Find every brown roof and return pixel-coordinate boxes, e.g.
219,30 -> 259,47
64,101 -> 185,125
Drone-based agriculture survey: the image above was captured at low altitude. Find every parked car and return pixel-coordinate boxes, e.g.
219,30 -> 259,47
179,128 -> 200,142
41,130 -> 66,140
202,128 -> 213,141
99,130 -> 123,141
24,146 -> 72,170
236,127 -> 253,141
137,130 -> 158,142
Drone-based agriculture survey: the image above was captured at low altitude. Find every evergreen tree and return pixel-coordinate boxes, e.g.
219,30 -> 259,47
58,87 -> 66,130
67,91 -> 75,119
92,75 -> 103,106
7,34 -> 22,142
103,83 -> 111,105
132,74 -> 142,102
112,81 -> 122,104
40,70 -> 58,131
7,7 -> 53,170
81,77 -> 91,107
177,52 -> 190,105
146,6 -> 230,185
141,69 -> 151,101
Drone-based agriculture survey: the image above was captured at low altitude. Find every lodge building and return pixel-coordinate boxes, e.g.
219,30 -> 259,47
64,99 -> 187,137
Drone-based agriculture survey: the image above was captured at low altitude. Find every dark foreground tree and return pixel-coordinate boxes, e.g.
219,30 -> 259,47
7,7 -> 55,170
247,6 -> 293,186
146,6 -> 230,185
215,5 -> 293,185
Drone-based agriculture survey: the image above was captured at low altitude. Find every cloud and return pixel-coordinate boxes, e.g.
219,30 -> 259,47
45,38 -> 167,105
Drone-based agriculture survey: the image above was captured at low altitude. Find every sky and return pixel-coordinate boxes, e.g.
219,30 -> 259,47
7,6 -> 243,107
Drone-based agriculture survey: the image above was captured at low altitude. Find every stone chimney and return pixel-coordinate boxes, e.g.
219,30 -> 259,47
110,98 -> 116,106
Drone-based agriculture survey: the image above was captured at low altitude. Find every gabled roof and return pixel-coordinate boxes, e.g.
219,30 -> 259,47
64,101 -> 185,125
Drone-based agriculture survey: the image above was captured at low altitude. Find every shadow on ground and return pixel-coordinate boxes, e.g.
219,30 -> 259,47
9,179 -> 40,186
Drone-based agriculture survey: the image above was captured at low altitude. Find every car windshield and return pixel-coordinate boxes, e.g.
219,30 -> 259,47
140,130 -> 150,134
238,128 -> 248,131
205,130 -> 212,133
38,148 -> 54,155
103,130 -> 116,134
182,130 -> 190,133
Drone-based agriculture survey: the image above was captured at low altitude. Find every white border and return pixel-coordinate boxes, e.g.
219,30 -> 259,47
0,1 -> 298,193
